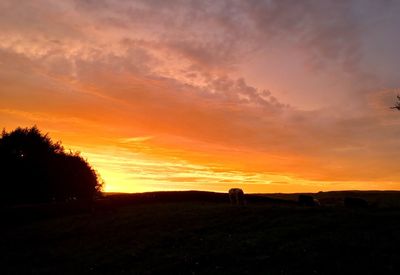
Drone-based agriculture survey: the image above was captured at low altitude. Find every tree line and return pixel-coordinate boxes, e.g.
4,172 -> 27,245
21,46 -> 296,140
0,126 -> 102,205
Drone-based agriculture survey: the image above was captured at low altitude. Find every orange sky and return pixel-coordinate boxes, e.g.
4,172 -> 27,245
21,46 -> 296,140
1,1 -> 400,193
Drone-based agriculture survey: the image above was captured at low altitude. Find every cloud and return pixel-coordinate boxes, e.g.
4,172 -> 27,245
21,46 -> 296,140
119,136 -> 154,143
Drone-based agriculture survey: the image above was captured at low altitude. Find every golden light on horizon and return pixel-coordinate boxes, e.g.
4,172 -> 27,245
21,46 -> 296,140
60,133 -> 400,193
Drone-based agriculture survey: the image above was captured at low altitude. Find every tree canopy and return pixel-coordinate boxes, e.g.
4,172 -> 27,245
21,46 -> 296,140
0,126 -> 102,205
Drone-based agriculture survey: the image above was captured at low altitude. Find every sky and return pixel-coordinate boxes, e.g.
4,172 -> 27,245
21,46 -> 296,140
1,0 -> 400,193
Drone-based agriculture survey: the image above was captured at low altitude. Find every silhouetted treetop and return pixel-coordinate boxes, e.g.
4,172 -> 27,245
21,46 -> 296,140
1,126 -> 63,159
0,126 -> 102,205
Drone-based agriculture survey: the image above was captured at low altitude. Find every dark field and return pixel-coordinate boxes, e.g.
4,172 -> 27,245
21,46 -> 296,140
2,191 -> 400,274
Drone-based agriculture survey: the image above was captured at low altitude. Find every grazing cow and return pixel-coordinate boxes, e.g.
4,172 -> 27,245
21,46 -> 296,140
228,188 -> 245,205
298,195 -> 319,207
344,197 -> 368,208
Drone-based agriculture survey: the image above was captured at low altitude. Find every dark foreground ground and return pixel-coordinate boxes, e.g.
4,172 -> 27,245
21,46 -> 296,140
2,191 -> 400,274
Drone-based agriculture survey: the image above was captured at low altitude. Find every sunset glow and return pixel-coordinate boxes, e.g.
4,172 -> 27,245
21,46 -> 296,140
2,1 -> 400,193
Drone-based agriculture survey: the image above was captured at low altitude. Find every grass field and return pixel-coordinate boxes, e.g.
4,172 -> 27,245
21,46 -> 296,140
2,191 -> 400,274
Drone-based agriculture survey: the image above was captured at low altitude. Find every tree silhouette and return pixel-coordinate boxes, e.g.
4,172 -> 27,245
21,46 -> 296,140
0,126 -> 102,205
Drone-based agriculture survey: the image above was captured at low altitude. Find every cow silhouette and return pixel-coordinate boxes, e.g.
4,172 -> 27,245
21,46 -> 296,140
344,197 -> 368,208
298,195 -> 320,206
228,188 -> 245,205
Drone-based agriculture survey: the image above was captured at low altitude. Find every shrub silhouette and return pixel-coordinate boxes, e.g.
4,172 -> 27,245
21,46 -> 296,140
0,126 -> 102,205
